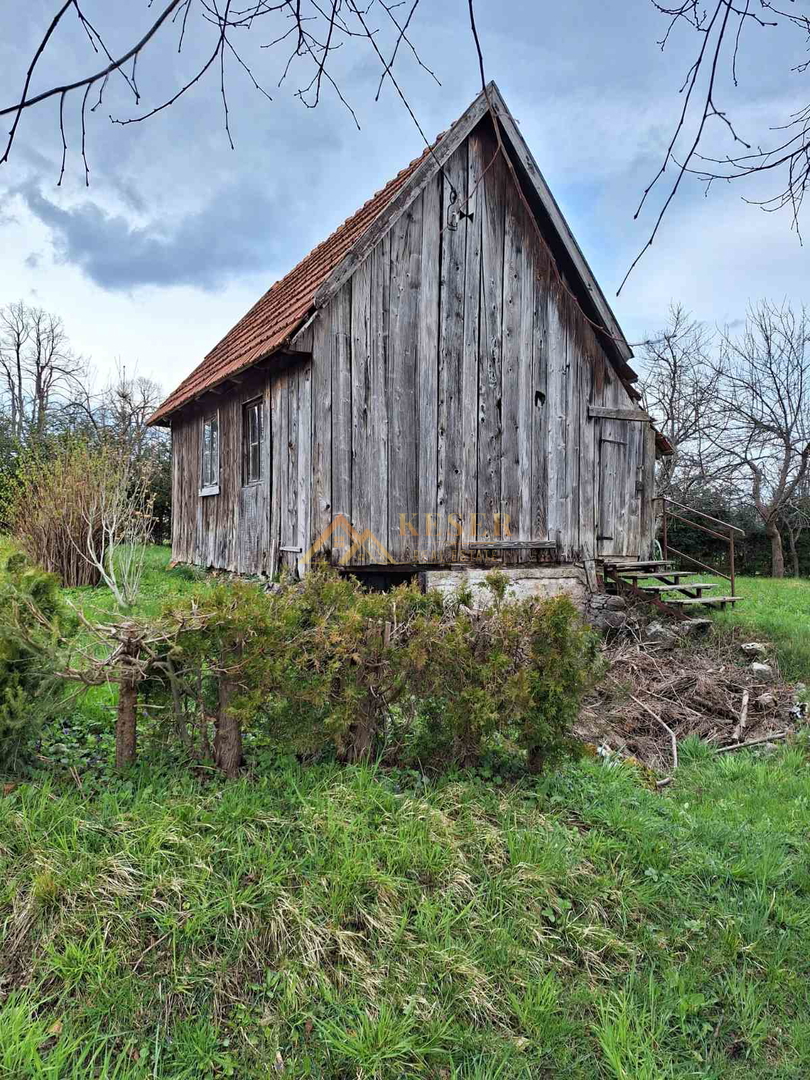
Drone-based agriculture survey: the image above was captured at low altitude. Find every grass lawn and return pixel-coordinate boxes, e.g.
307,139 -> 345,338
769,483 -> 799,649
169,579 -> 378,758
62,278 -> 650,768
3,545 -> 810,1077
711,575 -> 810,682
61,543 -> 210,622
3,747 -> 810,1078
664,574 -> 810,682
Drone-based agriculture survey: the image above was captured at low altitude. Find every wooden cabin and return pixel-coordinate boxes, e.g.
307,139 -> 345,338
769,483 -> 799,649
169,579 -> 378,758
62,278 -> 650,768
150,83 -> 670,588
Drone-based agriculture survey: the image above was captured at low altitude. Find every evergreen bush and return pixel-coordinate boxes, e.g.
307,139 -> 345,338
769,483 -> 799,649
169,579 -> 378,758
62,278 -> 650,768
0,554 -> 74,772
162,568 -> 600,774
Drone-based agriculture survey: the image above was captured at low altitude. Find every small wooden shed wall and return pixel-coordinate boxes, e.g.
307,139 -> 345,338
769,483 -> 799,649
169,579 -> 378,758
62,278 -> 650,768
168,113 -> 656,576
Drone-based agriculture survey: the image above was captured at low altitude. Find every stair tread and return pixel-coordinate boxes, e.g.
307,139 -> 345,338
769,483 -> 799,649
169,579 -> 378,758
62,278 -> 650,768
620,572 -> 695,581
666,596 -> 741,606
640,583 -> 717,593
604,561 -> 674,571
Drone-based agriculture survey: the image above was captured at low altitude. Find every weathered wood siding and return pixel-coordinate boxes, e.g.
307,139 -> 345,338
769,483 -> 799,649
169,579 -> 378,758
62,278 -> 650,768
171,359 -> 313,575
171,118 -> 655,574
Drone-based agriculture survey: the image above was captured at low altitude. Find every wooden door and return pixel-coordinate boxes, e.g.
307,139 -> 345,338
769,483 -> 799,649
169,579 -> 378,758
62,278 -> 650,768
596,418 -> 629,558
596,418 -> 644,559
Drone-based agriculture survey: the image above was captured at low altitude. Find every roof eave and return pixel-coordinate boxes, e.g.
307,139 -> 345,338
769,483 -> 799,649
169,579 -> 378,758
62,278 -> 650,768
146,311 -> 317,426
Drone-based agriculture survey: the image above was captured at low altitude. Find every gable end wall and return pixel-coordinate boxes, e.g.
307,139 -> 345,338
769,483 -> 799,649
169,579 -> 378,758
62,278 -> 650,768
170,120 -> 655,574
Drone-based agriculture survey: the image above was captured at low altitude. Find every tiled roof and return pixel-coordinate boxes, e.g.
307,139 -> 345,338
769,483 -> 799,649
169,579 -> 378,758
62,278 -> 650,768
149,142 -> 437,424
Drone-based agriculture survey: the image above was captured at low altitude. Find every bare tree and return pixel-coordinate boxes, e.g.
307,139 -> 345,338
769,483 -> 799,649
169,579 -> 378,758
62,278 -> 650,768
707,300 -> 810,577
624,2 -> 810,288
639,304 -> 726,500
781,484 -> 810,577
0,301 -> 87,440
89,364 -> 166,462
0,0 -> 439,185
80,442 -> 157,608
0,302 -> 29,439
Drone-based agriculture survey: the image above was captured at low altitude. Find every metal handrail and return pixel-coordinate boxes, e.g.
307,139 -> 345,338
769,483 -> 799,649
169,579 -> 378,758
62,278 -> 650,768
656,497 -> 739,596
661,497 -> 746,537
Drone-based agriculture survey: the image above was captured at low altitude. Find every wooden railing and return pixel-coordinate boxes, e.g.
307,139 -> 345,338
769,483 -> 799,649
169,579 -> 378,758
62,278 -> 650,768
657,497 -> 746,598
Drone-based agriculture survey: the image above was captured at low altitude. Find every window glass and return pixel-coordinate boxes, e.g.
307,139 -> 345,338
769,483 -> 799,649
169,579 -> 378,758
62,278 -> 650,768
243,399 -> 263,484
202,414 -> 219,490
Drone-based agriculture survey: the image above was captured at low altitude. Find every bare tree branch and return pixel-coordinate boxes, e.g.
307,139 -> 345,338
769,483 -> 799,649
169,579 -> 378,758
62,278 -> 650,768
0,0 -> 435,179
626,1 -> 810,290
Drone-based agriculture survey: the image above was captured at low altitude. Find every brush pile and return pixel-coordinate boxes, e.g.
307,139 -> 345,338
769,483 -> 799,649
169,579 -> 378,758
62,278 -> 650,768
578,620 -> 805,773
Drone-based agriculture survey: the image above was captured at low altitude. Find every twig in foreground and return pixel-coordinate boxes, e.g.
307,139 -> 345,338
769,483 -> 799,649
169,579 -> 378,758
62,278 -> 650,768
713,732 -> 788,754
631,694 -> 679,770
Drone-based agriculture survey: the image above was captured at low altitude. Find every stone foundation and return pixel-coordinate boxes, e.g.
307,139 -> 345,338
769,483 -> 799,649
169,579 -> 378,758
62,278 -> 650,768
420,565 -> 646,633
420,566 -> 589,610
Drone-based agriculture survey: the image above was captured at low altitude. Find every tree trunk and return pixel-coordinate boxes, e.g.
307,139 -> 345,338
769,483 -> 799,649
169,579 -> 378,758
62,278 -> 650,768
766,521 -> 785,578
214,661 -> 243,779
787,525 -> 800,577
342,700 -> 378,764
115,654 -> 139,769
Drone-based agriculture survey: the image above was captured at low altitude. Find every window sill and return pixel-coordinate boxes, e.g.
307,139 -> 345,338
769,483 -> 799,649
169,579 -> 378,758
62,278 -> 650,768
199,485 -> 220,497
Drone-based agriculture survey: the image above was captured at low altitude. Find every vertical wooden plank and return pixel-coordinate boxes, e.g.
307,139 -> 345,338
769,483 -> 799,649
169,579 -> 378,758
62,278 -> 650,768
516,206 -> 534,543
531,261 -> 549,542
477,125 -> 506,541
627,420 -> 644,557
437,143 -> 469,554
269,372 -> 283,576
597,417 -> 622,558
351,257 -> 373,564
297,360 -> 313,576
170,420 -> 182,562
388,198 -> 423,562
607,378 -> 629,556
331,282 -> 352,532
260,377 -> 271,573
545,294 -> 568,553
564,329 -> 581,560
285,368 -> 299,573
578,346 -> 597,564
641,423 -> 656,558
417,175 -> 441,559
368,235 -> 390,560
461,131 -> 484,544
227,393 -> 239,569
501,181 -> 525,542
311,311 -> 333,545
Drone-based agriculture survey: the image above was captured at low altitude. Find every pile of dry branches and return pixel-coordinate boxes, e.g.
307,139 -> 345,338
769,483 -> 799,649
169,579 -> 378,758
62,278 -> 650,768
578,626 -> 799,775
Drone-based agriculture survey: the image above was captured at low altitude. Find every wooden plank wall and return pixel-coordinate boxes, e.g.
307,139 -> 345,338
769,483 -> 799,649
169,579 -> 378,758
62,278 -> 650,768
170,359 -> 313,576
171,117 -> 655,574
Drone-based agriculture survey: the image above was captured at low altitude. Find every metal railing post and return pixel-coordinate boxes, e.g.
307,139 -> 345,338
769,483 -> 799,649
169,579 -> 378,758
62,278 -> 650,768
729,532 -> 735,597
662,500 -> 669,563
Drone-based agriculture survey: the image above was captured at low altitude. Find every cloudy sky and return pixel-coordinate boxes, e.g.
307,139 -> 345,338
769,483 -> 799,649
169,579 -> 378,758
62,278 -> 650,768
0,0 -> 806,397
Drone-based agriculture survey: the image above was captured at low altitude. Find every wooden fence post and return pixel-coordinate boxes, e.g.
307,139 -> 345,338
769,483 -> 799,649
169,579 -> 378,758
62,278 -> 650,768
115,628 -> 140,769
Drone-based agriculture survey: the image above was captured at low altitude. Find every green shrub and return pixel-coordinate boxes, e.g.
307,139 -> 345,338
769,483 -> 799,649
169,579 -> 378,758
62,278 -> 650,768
161,568 -> 600,774
0,554 -> 75,772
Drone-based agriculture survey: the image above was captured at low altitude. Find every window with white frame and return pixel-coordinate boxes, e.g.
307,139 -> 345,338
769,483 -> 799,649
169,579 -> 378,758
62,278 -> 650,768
242,398 -> 263,485
201,413 -> 219,494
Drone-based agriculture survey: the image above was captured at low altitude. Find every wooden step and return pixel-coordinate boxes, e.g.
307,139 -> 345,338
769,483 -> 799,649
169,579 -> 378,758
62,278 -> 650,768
603,560 -> 674,572
666,596 -> 741,607
619,571 -> 696,582
640,583 -> 717,594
